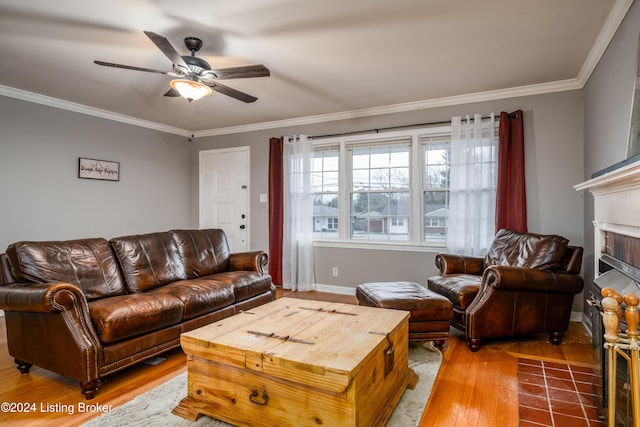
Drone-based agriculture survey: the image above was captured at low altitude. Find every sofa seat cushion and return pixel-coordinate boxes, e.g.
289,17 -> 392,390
152,279 -> 235,320
427,274 -> 481,310
202,271 -> 273,302
88,293 -> 184,344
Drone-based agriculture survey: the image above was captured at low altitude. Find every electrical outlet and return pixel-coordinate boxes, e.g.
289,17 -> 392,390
332,267 -> 339,277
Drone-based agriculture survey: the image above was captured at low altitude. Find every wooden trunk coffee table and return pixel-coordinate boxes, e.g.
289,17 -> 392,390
172,297 -> 418,426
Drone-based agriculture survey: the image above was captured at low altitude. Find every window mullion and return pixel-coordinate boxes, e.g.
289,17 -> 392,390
339,140 -> 348,241
410,134 -> 422,243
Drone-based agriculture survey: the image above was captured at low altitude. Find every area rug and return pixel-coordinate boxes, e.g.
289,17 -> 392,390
83,342 -> 442,427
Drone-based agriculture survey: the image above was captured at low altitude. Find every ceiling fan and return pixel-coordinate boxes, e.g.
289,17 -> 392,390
94,31 -> 269,103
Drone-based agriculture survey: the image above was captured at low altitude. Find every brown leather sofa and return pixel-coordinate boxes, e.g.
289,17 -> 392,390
0,228 -> 274,398
427,229 -> 584,351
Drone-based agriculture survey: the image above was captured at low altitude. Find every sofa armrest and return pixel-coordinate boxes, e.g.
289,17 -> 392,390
435,253 -> 485,276
482,265 -> 584,294
228,251 -> 269,273
0,282 -> 90,313
0,282 -> 103,384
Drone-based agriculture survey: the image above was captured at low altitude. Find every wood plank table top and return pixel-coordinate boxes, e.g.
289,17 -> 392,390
179,297 -> 410,392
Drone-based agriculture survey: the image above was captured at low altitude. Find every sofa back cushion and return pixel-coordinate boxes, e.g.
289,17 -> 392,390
484,229 -> 569,270
110,232 -> 186,293
170,229 -> 230,278
0,253 -> 15,285
5,238 -> 126,300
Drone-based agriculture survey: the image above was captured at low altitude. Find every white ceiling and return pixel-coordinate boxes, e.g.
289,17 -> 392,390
0,0 -> 627,136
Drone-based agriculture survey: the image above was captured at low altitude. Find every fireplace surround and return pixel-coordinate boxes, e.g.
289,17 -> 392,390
576,157 -> 640,425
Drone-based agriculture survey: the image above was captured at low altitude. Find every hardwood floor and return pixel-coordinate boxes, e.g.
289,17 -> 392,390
0,290 -> 598,426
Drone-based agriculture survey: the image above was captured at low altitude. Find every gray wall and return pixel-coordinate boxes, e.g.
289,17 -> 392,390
0,96 -> 193,251
582,2 -> 640,312
192,90 -> 586,302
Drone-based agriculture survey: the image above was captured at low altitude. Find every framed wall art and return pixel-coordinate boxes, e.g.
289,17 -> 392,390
78,157 -> 120,181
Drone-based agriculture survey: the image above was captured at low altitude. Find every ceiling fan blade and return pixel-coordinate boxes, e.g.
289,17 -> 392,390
164,88 -> 180,97
210,64 -> 271,80
94,60 -> 179,77
143,30 -> 190,70
205,81 -> 257,103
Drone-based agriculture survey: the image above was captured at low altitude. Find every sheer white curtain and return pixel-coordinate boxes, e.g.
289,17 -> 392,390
282,135 -> 316,291
446,114 -> 498,255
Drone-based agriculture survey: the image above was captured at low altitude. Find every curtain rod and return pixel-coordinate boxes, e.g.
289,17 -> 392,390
310,112 -> 511,140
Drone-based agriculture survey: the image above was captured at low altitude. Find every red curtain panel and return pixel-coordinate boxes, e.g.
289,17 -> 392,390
496,110 -> 527,233
268,137 -> 284,286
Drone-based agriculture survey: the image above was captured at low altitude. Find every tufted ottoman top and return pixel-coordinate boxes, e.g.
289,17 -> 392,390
356,281 -> 452,322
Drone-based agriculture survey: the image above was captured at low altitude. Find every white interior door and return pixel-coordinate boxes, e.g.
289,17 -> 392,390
199,147 -> 250,252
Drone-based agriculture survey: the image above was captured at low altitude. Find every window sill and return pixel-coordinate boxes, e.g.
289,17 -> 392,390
313,240 -> 446,253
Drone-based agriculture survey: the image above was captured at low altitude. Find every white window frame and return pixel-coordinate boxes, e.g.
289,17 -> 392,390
313,125 -> 451,252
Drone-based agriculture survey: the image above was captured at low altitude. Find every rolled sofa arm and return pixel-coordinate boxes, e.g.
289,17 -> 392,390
0,282 -> 89,313
228,251 -> 269,273
435,253 -> 485,276
0,281 -> 102,384
483,265 -> 584,294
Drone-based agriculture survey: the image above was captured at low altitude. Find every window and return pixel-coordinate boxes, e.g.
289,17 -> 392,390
312,120 -> 496,248
349,142 -> 410,241
422,136 -> 451,244
312,147 -> 339,239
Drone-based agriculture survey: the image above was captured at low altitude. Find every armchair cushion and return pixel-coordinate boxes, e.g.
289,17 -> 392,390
427,274 -> 480,310
483,229 -> 569,270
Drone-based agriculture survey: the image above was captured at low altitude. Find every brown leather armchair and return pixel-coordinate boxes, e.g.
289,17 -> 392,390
427,229 -> 584,351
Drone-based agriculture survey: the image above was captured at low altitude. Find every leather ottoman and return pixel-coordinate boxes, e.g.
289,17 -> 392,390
356,281 -> 453,350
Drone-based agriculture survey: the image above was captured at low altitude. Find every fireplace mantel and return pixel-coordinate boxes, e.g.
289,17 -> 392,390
575,159 -> 640,245
575,158 -> 640,197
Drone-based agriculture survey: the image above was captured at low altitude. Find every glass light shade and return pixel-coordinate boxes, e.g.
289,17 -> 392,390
170,79 -> 212,101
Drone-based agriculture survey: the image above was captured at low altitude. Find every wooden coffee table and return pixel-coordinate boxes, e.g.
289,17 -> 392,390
172,297 -> 418,426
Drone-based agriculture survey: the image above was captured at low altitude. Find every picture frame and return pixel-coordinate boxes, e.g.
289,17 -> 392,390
78,157 -> 120,181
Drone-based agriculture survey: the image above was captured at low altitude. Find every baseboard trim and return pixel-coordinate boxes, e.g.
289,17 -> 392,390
315,284 -> 357,296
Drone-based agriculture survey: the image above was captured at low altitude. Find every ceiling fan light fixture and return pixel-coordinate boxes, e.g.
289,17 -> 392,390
170,78 -> 212,102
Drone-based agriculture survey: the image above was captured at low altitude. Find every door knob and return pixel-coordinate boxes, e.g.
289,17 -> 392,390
240,225 -> 246,229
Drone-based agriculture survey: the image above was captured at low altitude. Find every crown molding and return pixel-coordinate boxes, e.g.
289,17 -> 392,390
193,79 -> 582,137
0,78 -> 582,139
577,0 -> 635,86
0,85 -> 189,137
